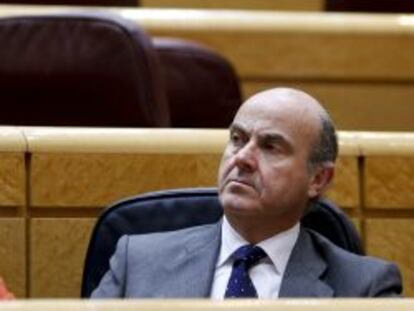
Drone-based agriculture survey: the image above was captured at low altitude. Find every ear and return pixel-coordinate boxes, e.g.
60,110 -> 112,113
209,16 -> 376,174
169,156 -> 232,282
308,162 -> 335,199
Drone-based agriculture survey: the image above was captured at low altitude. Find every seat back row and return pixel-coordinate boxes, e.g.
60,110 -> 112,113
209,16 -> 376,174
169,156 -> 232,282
0,13 -> 242,128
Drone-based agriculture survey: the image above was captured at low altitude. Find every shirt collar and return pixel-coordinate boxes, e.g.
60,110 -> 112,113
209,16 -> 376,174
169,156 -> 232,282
217,216 -> 300,275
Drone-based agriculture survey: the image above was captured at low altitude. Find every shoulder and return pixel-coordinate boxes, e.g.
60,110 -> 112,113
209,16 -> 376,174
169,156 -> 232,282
306,228 -> 390,267
128,221 -> 220,242
305,229 -> 402,296
124,221 -> 221,255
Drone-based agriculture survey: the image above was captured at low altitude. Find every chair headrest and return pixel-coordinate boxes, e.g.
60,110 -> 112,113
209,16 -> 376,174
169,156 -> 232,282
0,13 -> 169,126
154,38 -> 242,128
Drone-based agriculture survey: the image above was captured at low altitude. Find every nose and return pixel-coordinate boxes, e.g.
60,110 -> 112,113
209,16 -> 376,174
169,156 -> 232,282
234,141 -> 257,172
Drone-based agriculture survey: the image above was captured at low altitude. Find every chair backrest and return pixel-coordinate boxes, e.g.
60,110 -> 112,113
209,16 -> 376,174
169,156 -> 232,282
0,13 -> 169,127
325,0 -> 414,13
153,38 -> 242,128
81,187 -> 363,297
1,1 -> 138,6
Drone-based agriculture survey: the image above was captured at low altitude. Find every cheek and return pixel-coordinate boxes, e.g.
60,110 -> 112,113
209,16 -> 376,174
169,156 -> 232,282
217,152 -> 235,187
260,163 -> 310,196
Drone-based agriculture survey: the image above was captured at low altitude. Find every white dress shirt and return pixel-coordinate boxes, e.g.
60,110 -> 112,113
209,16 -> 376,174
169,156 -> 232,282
210,216 -> 300,299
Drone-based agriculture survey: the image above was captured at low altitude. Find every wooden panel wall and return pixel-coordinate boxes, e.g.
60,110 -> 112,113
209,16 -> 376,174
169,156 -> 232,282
363,155 -> 414,296
137,10 -> 414,132
141,0 -> 323,10
0,127 -> 413,298
0,129 -> 27,298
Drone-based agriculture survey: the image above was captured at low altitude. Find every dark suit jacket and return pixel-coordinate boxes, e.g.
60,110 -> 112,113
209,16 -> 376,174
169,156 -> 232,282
91,221 -> 402,298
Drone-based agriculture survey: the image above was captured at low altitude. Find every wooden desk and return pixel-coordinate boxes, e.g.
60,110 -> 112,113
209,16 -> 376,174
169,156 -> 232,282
0,299 -> 414,311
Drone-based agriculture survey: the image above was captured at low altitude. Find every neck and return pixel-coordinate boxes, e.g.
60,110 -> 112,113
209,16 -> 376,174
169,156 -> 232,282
224,214 -> 299,244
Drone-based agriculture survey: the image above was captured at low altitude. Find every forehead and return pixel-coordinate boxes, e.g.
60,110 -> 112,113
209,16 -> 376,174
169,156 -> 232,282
233,91 -> 321,146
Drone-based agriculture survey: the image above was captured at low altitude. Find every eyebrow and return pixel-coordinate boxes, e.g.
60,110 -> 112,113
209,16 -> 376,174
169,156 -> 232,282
229,123 -> 294,151
229,123 -> 248,135
259,132 -> 293,151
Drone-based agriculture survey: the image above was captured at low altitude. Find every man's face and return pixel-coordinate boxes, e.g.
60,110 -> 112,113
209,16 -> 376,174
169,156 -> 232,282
217,92 -> 321,226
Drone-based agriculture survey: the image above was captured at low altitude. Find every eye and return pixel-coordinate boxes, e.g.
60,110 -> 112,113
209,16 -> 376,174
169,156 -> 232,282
261,139 -> 283,154
264,143 -> 276,151
230,132 -> 241,144
230,131 -> 246,149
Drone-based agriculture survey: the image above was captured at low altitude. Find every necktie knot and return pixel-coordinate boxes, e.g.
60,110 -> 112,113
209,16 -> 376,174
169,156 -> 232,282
232,245 -> 267,270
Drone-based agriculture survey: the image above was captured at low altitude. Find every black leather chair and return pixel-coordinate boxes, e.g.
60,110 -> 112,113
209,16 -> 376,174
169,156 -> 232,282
81,187 -> 363,297
1,1 -> 138,6
0,13 -> 169,127
326,0 -> 414,13
153,38 -> 242,128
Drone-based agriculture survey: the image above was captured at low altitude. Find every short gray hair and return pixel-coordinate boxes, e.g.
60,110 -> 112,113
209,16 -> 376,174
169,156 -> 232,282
308,114 -> 338,169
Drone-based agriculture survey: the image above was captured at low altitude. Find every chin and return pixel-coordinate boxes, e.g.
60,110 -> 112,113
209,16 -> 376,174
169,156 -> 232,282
220,192 -> 260,215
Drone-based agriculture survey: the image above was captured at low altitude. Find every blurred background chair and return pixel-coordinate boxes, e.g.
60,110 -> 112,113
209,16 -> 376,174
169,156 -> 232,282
0,13 -> 170,127
81,187 -> 363,297
0,0 -> 138,6
325,0 -> 414,13
154,38 -> 242,128
0,13 -> 243,128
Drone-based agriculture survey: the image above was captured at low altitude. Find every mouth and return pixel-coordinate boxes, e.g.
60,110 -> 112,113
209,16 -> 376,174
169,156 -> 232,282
227,178 -> 255,190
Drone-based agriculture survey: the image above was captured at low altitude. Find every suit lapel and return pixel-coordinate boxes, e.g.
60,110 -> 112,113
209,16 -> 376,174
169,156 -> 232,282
156,221 -> 221,297
279,228 -> 334,297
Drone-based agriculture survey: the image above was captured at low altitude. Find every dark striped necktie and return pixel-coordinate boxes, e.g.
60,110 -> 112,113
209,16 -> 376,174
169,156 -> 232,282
224,245 -> 267,298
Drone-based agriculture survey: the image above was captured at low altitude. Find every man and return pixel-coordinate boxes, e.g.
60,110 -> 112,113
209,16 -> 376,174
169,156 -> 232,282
92,88 -> 402,298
